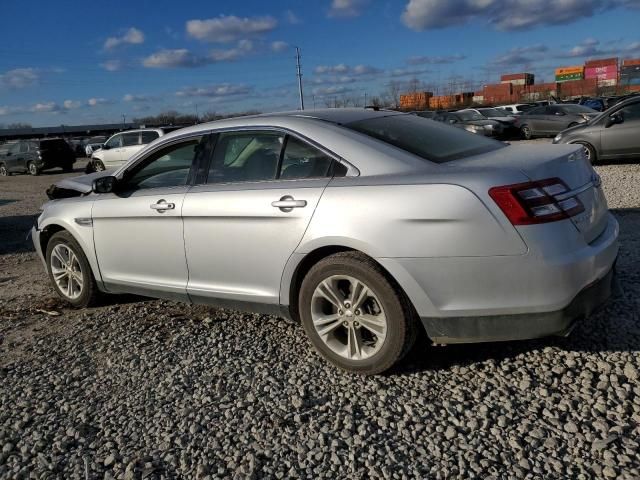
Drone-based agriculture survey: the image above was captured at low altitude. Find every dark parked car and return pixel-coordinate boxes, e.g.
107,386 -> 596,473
0,138 -> 75,176
553,96 -> 640,163
433,110 -> 504,137
515,104 -> 599,139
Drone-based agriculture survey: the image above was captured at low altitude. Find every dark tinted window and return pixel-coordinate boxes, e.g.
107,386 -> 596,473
122,132 -> 140,147
279,136 -> 333,179
207,131 -> 284,183
619,102 -> 640,122
124,137 -> 203,190
19,142 -> 28,153
526,107 -> 546,115
40,139 -> 70,150
105,135 -> 122,148
559,105 -> 596,114
345,114 -> 504,163
141,131 -> 159,144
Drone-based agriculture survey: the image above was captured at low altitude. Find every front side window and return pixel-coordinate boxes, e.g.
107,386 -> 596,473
618,102 -> 640,122
141,131 -> 160,144
122,137 -> 203,190
527,107 -> 546,115
122,132 -> 140,147
279,136 -> 333,179
207,131 -> 284,183
19,142 -> 28,153
105,135 -> 123,149
344,114 -> 503,164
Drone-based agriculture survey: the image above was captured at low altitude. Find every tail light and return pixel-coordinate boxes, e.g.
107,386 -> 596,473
489,178 -> 584,225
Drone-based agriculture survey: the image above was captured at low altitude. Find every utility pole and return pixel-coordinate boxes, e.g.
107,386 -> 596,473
364,92 -> 368,107
121,114 -> 126,129
295,47 -> 305,110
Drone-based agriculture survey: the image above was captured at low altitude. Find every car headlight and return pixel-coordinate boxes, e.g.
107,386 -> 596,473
553,134 -> 562,143
466,125 -> 482,133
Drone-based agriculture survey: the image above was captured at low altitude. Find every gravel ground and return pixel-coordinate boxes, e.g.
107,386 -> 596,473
1,152 -> 639,479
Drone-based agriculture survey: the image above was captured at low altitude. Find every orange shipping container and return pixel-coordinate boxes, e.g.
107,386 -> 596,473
623,58 -> 640,67
584,57 -> 618,68
555,66 -> 583,76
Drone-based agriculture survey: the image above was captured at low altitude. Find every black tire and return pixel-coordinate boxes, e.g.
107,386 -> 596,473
0,163 -> 9,176
299,251 -> 417,375
575,142 -> 597,164
520,125 -> 532,140
27,161 -> 40,176
46,231 -> 100,308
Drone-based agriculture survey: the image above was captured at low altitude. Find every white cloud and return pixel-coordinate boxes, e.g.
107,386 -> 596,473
100,60 -> 123,72
186,15 -> 277,43
143,49 -> 208,68
210,39 -> 255,61
175,83 -> 252,98
31,102 -> 60,113
314,64 -> 381,76
123,94 -> 155,102
328,0 -> 369,18
271,41 -> 289,53
285,10 -> 301,24
63,100 -> 81,109
104,27 -> 144,50
401,0 -> 638,31
406,54 -> 466,65
0,68 -> 39,89
312,85 -> 351,95
87,98 -> 110,107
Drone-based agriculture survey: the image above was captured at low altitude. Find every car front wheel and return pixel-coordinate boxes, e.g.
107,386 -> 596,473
520,125 -> 532,140
46,231 -> 99,308
27,161 -> 40,176
0,163 -> 9,176
299,252 -> 416,375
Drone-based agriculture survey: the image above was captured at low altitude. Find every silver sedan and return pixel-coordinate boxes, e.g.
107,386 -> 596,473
33,109 -> 619,374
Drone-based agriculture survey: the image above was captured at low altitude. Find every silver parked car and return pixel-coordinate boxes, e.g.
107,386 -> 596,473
33,109 -> 618,374
515,104 -> 599,139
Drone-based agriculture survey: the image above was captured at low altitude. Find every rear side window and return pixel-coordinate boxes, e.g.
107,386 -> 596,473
122,132 -> 140,147
279,136 -> 333,179
344,114 -> 504,164
141,131 -> 159,144
207,131 -> 284,183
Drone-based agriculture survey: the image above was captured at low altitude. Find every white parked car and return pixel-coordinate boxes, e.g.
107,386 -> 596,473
498,104 -> 534,115
90,129 -> 165,171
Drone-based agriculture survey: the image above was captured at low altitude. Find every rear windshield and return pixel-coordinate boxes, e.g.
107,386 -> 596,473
344,114 -> 504,163
40,139 -> 71,150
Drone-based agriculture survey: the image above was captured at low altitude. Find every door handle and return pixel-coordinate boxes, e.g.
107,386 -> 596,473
150,199 -> 175,212
272,195 -> 307,212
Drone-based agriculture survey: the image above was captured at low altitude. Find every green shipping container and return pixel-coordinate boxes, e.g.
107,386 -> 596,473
556,72 -> 584,82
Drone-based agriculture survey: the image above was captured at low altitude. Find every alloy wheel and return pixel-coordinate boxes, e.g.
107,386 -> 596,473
28,162 -> 38,175
50,243 -> 84,300
94,161 -> 105,172
310,275 -> 388,361
0,165 -> 7,176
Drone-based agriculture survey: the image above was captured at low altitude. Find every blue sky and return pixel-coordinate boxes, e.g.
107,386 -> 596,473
1,0 -> 639,126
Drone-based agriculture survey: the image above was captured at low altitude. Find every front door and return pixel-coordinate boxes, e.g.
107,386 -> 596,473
92,134 -> 208,300
101,133 -> 125,168
600,101 -> 640,158
183,130 -> 338,308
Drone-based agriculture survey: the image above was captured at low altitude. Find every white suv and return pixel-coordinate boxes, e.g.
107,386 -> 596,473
91,129 -> 165,171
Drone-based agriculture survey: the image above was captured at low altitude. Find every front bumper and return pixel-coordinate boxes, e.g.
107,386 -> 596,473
421,265 -> 616,344
32,226 -> 47,270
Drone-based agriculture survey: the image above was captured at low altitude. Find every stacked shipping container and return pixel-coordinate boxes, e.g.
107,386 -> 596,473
500,73 -> 534,86
620,59 -> 640,87
555,66 -> 584,82
482,83 -> 513,104
399,91 -> 433,110
584,58 -> 618,87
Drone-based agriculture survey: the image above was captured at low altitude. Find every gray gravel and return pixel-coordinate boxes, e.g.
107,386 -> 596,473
1,155 -> 639,479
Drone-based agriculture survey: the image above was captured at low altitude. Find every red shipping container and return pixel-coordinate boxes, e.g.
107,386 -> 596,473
585,57 -> 618,68
585,66 -> 618,81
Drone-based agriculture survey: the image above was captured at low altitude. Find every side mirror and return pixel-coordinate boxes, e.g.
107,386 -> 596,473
605,113 -> 624,128
448,119 -> 457,124
92,176 -> 117,194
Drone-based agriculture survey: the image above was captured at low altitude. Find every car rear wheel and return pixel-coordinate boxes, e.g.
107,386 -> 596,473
575,142 -> 597,164
27,161 -> 40,176
46,231 -> 100,308
0,163 -> 9,176
520,125 -> 532,140
299,252 -> 416,375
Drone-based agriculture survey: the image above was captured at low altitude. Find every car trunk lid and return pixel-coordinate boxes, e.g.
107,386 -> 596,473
455,144 -> 609,243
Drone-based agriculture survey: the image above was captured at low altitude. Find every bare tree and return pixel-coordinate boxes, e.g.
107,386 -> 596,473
383,81 -> 402,109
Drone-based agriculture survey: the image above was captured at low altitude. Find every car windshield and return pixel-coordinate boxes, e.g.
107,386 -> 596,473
344,114 -> 504,163
560,105 -> 597,114
457,111 -> 485,121
479,108 -> 505,117
515,105 -> 533,112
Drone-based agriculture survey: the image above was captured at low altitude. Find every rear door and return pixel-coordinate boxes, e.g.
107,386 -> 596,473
521,107 -> 546,133
600,100 -> 640,158
182,130 -> 338,308
6,143 -> 23,172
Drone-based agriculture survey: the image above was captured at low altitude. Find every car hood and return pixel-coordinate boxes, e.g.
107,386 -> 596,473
46,170 -> 114,199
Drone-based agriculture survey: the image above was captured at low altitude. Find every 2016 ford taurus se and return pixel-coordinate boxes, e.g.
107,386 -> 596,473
33,109 -> 619,375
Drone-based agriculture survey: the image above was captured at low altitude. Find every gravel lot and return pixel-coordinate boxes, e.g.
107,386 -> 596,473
1,151 -> 639,479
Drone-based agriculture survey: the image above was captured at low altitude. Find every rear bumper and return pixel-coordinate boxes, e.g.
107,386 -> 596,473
421,265 -> 615,344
